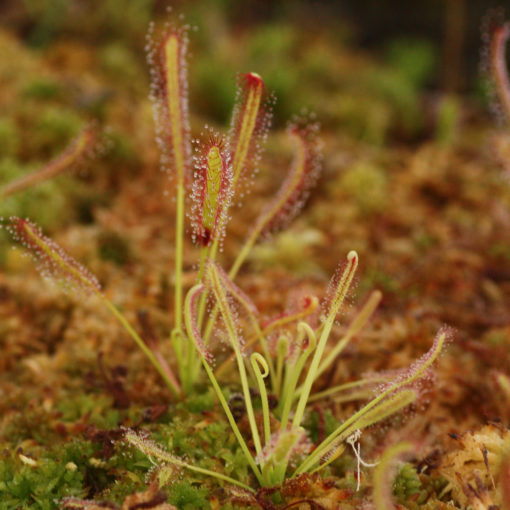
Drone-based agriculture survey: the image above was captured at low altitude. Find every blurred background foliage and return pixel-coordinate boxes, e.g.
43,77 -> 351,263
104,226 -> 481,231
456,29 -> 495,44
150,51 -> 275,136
0,0 -> 504,242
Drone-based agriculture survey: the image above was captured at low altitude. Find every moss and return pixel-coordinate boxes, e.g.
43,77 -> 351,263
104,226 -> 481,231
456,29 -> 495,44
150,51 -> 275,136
393,463 -> 422,502
168,481 -> 211,510
22,78 -> 62,100
181,389 -> 216,414
97,231 -> 132,266
56,394 -> 121,428
34,107 -> 82,154
305,409 -> 340,444
338,161 -> 388,214
390,469 -> 451,510
0,440 -> 100,509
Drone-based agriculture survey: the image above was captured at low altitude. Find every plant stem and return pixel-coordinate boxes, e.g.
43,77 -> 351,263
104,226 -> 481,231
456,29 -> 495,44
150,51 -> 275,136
214,299 -> 317,380
201,359 -> 263,484
102,296 -> 181,398
208,265 -> 263,456
229,229 -> 258,280
274,336 -> 287,397
306,377 -> 386,404
125,430 -> 255,491
184,284 -> 263,484
251,353 -> 271,445
184,245 -> 209,388
291,251 -> 358,430
278,323 -> 316,430
202,227 -> 258,343
312,289 -> 381,385
172,181 -> 185,350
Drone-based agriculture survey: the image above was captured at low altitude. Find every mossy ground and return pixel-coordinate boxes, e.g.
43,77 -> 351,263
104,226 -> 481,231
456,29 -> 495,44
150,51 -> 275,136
1,2 -> 510,509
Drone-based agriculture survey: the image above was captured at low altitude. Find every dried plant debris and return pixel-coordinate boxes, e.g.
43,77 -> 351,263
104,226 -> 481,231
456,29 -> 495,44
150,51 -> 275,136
436,424 -> 510,508
62,482 -> 176,510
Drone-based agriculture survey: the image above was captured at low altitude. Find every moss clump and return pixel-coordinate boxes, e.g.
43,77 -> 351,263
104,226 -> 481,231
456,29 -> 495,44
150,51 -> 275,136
97,231 -> 132,266
22,77 -> 62,100
393,463 -> 422,502
0,440 -> 99,509
182,389 -> 215,414
305,409 -> 341,444
339,161 -> 388,214
168,481 -> 211,510
34,107 -> 82,154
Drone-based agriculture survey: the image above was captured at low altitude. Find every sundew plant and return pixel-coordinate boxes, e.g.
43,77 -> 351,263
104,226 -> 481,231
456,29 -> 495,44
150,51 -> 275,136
5,14 -> 449,495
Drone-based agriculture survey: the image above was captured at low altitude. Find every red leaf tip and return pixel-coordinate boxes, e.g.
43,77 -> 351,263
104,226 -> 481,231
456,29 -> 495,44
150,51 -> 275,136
240,72 -> 264,91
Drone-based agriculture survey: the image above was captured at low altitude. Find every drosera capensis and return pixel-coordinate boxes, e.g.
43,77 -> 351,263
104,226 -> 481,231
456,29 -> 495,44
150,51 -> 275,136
191,133 -> 233,249
5,15 -> 324,401
5,12 -> 453,497
227,71 -> 272,198
9,206 -> 447,493
192,71 -> 273,335
143,15 -> 319,395
122,251 -> 449,490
